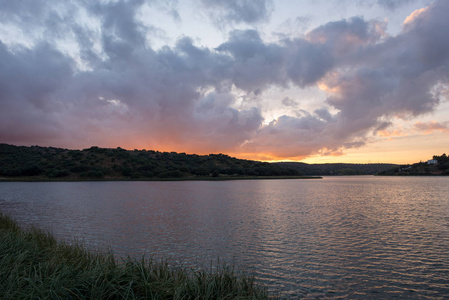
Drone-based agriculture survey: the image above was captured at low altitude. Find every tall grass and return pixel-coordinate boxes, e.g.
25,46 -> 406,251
0,213 -> 271,299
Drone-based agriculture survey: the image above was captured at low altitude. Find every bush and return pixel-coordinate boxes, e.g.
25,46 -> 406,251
70,164 -> 91,173
86,170 -> 104,178
48,169 -> 71,178
438,162 -> 449,170
158,170 -> 183,178
121,167 -> 133,177
21,164 -> 42,176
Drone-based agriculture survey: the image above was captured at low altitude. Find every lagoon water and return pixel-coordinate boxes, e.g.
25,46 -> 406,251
1,176 -> 449,298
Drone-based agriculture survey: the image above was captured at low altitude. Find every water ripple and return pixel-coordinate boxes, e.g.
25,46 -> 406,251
1,177 -> 449,298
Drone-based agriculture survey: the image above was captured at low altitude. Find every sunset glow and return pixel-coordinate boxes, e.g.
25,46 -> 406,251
1,0 -> 448,164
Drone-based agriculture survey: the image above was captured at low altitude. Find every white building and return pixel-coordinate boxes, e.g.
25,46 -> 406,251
427,159 -> 438,165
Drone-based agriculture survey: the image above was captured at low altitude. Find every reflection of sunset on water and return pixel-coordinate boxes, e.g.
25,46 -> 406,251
1,178 -> 448,298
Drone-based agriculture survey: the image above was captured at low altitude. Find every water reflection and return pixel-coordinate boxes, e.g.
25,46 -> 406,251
1,177 -> 449,298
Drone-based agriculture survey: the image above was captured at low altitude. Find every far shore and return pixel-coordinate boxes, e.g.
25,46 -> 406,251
0,175 -> 322,182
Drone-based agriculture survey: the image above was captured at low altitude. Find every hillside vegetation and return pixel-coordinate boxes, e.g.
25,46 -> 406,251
275,162 -> 398,176
378,154 -> 449,176
0,144 -> 301,180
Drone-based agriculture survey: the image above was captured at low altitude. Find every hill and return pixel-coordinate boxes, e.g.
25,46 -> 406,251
0,144 -> 302,180
275,162 -> 398,176
378,154 -> 449,176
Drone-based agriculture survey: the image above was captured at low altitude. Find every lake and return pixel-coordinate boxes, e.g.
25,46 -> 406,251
1,176 -> 448,298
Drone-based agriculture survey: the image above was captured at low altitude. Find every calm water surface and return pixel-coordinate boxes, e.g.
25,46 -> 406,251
1,176 -> 448,298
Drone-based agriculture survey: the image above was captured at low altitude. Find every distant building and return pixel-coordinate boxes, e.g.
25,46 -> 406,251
427,159 -> 438,165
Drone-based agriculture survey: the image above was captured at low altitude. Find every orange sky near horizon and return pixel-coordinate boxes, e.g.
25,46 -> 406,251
1,0 -> 448,165
87,128 -> 449,165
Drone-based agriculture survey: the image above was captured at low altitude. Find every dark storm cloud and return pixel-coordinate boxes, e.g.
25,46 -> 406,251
200,0 -> 273,25
0,0 -> 448,159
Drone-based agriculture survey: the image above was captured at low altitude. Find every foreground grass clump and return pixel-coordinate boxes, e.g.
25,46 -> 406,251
0,214 -> 270,299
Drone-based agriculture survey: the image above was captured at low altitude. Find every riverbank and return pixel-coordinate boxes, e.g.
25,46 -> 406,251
0,213 -> 272,299
0,175 -> 321,182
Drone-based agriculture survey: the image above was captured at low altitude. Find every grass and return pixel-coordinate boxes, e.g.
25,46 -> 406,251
0,213 -> 272,299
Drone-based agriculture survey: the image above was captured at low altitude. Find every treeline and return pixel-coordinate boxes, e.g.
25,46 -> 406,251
275,162 -> 398,176
0,144 -> 301,180
379,153 -> 449,176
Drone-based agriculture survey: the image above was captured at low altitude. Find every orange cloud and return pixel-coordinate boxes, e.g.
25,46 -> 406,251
414,121 -> 449,134
318,148 -> 345,157
376,129 -> 405,138
403,7 -> 429,26
317,72 -> 344,95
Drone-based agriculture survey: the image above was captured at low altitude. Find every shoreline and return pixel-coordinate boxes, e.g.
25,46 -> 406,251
0,175 -> 322,182
0,213 -> 273,299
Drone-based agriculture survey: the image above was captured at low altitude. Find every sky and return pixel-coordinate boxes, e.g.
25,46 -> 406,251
1,0 -> 448,164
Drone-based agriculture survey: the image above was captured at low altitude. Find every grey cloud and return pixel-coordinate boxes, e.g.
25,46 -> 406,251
281,97 -> 298,107
302,0 -> 449,153
1,0 -> 449,159
87,0 -> 148,60
307,17 -> 385,59
200,0 -> 273,25
243,114 -> 337,158
215,30 -> 286,92
283,38 -> 334,87
376,0 -> 417,10
350,0 -> 420,11
414,121 -> 449,132
314,108 -> 335,122
216,29 -> 334,91
0,3 -> 263,152
0,41 -> 75,145
373,121 -> 392,135
0,0 -> 50,24
192,92 -> 264,151
325,1 -> 449,119
243,1 -> 449,159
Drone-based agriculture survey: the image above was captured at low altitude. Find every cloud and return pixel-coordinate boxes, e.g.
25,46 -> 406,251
241,112 -> 339,160
216,29 -> 334,91
414,121 -> 449,133
1,0 -> 449,160
241,1 -> 449,159
200,0 -> 273,25
281,97 -> 298,107
307,16 -> 387,58
403,7 -> 429,25
0,2 -> 264,152
376,0 -> 417,10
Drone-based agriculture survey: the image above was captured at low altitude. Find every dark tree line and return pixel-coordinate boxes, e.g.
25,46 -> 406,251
275,162 -> 398,176
378,153 -> 449,176
0,144 -> 301,179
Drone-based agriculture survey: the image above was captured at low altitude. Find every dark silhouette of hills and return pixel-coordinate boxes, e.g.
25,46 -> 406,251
0,144 -> 301,180
0,144 -> 411,180
275,162 -> 398,176
378,153 -> 449,176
